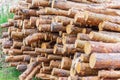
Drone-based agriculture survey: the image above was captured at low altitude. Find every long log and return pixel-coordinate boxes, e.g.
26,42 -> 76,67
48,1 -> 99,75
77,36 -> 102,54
61,57 -> 72,70
62,35 -> 76,44
68,76 -> 82,80
37,56 -> 50,63
36,73 -> 51,80
35,48 -> 53,54
89,53 -> 120,69
11,32 -> 24,40
19,62 -> 38,80
89,31 -> 120,43
48,54 -> 62,60
21,46 -> 34,51
5,55 -> 25,62
45,7 -> 68,17
51,68 -> 70,77
98,70 -> 120,79
82,76 -> 99,80
8,49 -> 23,55
74,11 -> 120,27
99,21 -> 120,32
84,41 -> 120,54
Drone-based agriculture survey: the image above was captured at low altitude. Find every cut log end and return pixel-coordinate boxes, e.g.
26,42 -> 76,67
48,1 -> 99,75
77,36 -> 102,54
98,22 -> 104,31
89,53 -> 96,69
84,42 -> 91,54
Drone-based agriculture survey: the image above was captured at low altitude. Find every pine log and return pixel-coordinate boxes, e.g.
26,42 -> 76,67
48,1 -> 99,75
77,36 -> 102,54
77,33 -> 90,41
24,55 -> 31,62
47,54 -> 62,60
36,73 -> 51,80
23,19 -> 35,29
61,57 -> 72,70
19,62 -> 38,80
56,37 -> 63,44
32,0 -> 50,7
12,41 -> 23,49
89,31 -> 120,43
75,62 -> 98,76
16,64 -> 27,72
82,76 -> 99,80
45,7 -> 68,16
51,68 -> 70,77
99,31 -> 120,38
11,31 -> 24,40
38,24 -> 51,32
25,0 -> 32,3
5,55 -> 25,62
19,9 -> 37,16
25,65 -> 41,80
51,22 -> 66,32
75,11 -> 120,27
37,56 -> 50,63
73,52 -> 82,59
9,62 -> 28,67
80,54 -> 89,63
51,0 -> 100,10
98,70 -> 120,79
59,77 -> 68,80
99,21 -> 120,32
2,40 -> 13,48
8,49 -> 23,55
89,53 -> 120,69
75,40 -> 86,51
36,18 -> 52,27
68,76 -> 82,80
84,41 -> 120,54
23,51 -> 36,56
50,60 -> 61,68
28,17 -> 38,25
66,25 -> 86,34
35,48 -> 53,54
53,44 -> 64,55
13,15 -> 22,20
40,66 -> 52,74
22,29 -> 38,36
62,35 -> 76,44
55,16 -> 73,25
36,8 -> 47,15
24,33 -> 45,45
2,32 -> 9,38
21,46 -> 34,51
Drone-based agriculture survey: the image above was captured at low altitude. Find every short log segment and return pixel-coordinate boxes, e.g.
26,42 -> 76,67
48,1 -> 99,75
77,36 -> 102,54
51,68 -> 70,77
75,62 -> 98,76
89,53 -> 120,69
61,57 -> 72,70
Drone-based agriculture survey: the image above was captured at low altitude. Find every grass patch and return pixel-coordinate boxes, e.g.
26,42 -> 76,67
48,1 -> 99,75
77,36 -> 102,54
0,67 -> 21,80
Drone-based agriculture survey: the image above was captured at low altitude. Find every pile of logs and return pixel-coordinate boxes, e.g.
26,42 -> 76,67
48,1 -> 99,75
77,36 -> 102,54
1,0 -> 120,80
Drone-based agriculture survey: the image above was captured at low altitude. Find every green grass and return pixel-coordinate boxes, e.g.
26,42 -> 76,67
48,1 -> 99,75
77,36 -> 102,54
0,1 -> 21,80
0,67 -> 21,80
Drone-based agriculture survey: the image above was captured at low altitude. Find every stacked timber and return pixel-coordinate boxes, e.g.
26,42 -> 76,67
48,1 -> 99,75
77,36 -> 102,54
1,0 -> 120,80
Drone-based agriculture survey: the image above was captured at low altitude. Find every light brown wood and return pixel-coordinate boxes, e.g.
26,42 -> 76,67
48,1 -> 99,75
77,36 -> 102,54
50,60 -> 61,68
84,41 -> 120,54
98,70 -> 120,79
90,53 -> 120,69
61,57 -> 72,70
82,76 -> 99,80
51,68 -> 70,77
75,62 -> 98,76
